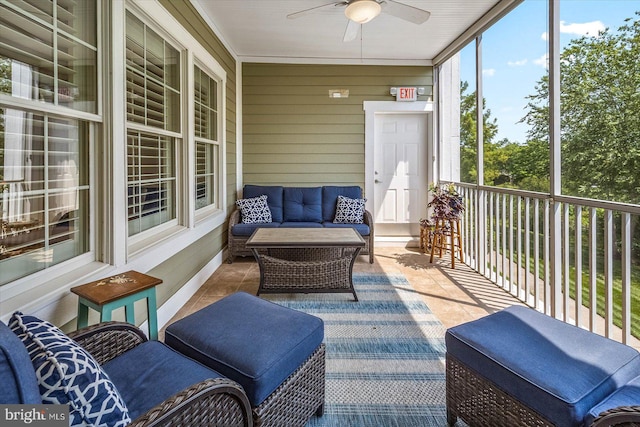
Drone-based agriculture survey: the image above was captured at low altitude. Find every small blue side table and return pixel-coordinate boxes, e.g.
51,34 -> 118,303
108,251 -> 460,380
71,270 -> 162,340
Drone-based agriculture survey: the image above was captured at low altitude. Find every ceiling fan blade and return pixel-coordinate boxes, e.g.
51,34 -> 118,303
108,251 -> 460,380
382,0 -> 431,24
286,1 -> 346,19
343,19 -> 360,42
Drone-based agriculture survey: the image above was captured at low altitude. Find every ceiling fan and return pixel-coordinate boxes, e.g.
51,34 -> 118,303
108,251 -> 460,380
287,0 -> 431,42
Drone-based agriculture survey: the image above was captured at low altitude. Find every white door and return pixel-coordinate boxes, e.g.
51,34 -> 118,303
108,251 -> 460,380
373,113 -> 428,238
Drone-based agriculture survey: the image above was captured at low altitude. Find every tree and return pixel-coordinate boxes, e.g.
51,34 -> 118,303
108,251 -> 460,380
521,13 -> 640,205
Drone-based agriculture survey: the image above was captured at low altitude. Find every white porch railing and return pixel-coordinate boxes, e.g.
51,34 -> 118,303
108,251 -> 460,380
452,183 -> 640,345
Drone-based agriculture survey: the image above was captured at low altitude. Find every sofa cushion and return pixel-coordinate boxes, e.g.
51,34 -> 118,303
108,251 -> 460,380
103,341 -> 224,421
322,221 -> 370,236
165,292 -> 324,407
9,312 -> 130,427
333,195 -> 366,224
446,306 -> 640,427
236,195 -> 272,224
0,321 -> 41,404
280,221 -> 323,228
231,222 -> 281,237
243,185 -> 284,223
322,186 -> 363,221
283,187 -> 322,222
585,375 -> 640,425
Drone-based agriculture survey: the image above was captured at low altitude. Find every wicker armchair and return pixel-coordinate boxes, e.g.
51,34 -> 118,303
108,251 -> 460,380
69,322 -> 253,427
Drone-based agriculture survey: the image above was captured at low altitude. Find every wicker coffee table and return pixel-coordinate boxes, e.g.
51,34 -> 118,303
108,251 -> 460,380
246,228 -> 365,301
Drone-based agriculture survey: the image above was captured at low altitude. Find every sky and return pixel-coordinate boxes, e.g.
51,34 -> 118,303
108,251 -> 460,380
459,0 -> 638,144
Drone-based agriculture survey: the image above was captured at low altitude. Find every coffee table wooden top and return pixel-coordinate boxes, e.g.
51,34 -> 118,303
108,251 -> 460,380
70,270 -> 162,305
246,227 -> 365,248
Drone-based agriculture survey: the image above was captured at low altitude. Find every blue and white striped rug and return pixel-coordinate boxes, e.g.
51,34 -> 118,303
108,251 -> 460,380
265,273 -> 450,427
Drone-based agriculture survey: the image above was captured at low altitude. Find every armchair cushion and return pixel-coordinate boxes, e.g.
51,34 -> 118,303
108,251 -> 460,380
586,375 -> 640,425
236,194 -> 272,224
9,312 -> 130,427
0,321 -> 41,404
103,341 -> 224,421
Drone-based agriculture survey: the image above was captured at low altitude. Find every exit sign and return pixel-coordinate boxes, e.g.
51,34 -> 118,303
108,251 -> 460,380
396,87 -> 417,102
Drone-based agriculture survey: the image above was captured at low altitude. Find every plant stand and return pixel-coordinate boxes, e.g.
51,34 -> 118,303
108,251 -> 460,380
429,218 -> 463,268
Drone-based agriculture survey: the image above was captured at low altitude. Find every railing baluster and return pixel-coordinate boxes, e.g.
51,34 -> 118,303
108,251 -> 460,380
574,205 -> 583,328
502,194 -> 508,291
517,197 -> 523,300
589,207 -> 597,333
544,199 -> 550,315
509,195 -> 515,295
534,199 -> 540,310
525,197 -> 531,305
563,202 -> 570,322
621,212 -> 631,344
604,209 -> 613,338
489,192 -> 495,281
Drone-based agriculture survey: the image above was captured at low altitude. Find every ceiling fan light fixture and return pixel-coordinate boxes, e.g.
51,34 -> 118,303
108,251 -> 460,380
345,0 -> 381,24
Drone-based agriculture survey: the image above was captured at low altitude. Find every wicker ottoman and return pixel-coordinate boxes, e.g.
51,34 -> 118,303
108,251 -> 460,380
165,292 -> 325,427
445,306 -> 640,427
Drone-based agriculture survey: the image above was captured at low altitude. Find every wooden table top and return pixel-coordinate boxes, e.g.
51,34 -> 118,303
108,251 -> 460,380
246,227 -> 365,248
70,270 -> 162,305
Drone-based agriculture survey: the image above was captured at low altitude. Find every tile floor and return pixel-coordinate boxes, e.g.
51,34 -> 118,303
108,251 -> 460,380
161,246 -> 525,338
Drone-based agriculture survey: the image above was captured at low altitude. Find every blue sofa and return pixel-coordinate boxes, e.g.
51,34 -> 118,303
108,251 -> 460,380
228,185 -> 374,263
446,306 -> 640,427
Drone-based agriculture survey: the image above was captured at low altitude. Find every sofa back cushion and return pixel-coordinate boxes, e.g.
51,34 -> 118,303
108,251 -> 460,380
322,186 -> 363,222
283,187 -> 322,222
243,185 -> 284,223
0,321 -> 41,404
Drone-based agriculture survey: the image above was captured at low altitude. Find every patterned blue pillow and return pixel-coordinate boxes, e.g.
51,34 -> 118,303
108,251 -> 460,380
236,194 -> 272,224
9,312 -> 131,427
333,195 -> 366,224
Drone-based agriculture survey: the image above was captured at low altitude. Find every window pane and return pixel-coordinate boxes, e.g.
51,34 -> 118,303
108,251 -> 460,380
0,110 -> 90,284
126,11 -> 181,132
459,40 -> 477,184
195,142 -> 217,210
559,2 -> 639,204
194,65 -> 219,211
127,130 -> 176,236
481,1 -> 549,191
0,1 -> 97,113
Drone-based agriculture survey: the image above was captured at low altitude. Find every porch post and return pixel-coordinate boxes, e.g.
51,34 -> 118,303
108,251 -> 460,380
549,0 -> 562,318
475,36 -> 486,276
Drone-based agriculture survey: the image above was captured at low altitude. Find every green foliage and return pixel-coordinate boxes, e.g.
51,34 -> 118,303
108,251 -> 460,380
522,12 -> 640,204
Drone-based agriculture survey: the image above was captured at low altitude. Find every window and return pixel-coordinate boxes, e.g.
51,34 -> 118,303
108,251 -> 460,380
125,11 -> 181,237
0,0 -> 96,285
194,65 -> 219,210
0,0 -> 97,113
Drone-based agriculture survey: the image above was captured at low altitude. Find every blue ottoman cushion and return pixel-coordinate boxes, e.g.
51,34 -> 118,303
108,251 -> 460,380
283,187 -> 322,222
103,341 -> 224,421
446,306 -> 640,427
164,292 -> 324,407
243,185 -> 284,223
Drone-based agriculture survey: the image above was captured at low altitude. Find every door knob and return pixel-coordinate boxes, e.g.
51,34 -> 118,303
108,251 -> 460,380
375,179 -> 381,183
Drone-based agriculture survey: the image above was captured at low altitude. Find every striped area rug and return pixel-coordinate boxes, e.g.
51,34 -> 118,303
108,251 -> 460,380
264,273 -> 450,427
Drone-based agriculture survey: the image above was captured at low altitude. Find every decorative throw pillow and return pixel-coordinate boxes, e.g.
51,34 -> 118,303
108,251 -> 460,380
9,312 -> 131,427
236,194 -> 272,224
333,195 -> 366,224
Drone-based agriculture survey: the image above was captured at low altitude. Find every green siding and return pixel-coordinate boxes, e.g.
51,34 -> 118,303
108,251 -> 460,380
156,0 -> 237,305
243,63 -> 432,187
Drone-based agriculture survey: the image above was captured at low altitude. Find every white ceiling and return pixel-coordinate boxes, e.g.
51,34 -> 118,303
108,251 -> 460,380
191,0 -> 511,65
